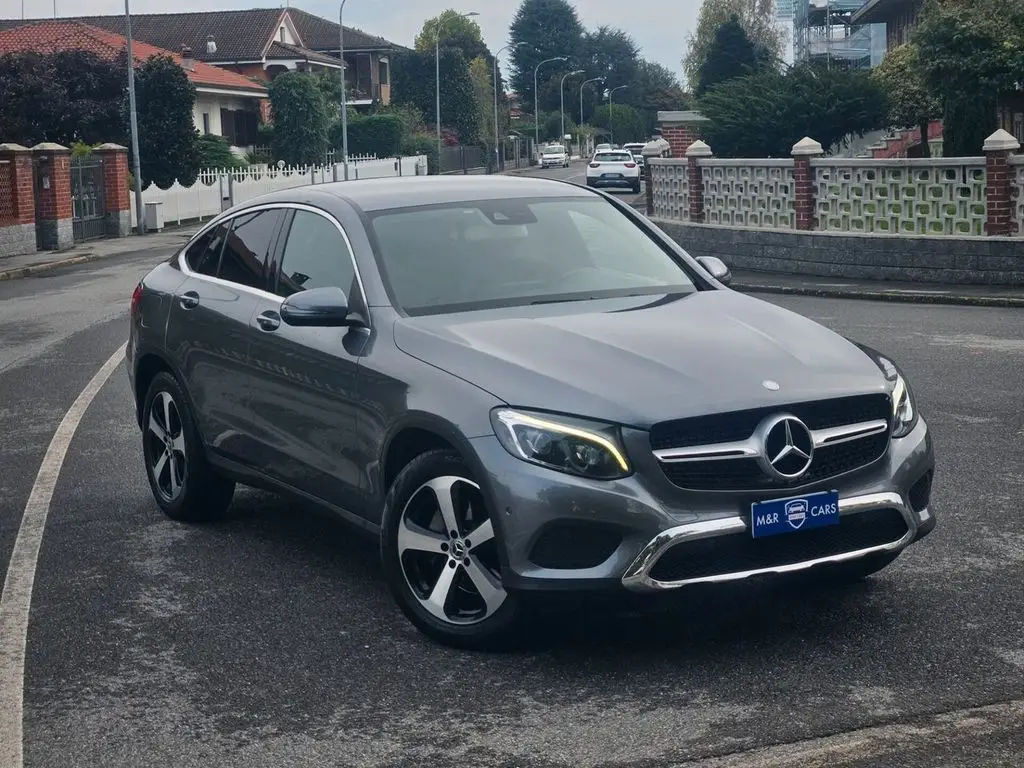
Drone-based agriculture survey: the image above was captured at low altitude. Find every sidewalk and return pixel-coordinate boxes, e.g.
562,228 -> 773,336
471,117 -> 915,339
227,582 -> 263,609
731,270 -> 1024,308
0,226 -> 199,280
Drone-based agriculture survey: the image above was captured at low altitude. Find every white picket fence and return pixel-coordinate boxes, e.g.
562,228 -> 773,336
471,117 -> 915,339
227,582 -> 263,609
131,154 -> 427,226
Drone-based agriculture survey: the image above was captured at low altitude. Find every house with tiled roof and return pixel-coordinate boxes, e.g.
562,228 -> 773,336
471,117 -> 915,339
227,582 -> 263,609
0,20 -> 269,149
6,8 -> 404,108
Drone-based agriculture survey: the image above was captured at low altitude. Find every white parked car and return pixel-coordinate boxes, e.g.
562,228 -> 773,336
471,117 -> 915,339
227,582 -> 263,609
586,149 -> 641,194
622,142 -> 647,167
539,145 -> 570,168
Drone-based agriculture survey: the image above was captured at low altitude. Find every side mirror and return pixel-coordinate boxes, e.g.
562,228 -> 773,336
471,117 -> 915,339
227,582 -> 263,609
280,286 -> 358,327
696,256 -> 732,286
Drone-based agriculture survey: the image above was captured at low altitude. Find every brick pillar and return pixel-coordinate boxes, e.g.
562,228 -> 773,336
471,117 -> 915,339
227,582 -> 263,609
657,110 -> 709,158
686,139 -> 712,223
791,136 -> 823,231
0,143 -> 37,257
983,128 -> 1020,236
94,143 -> 131,237
31,142 -> 73,250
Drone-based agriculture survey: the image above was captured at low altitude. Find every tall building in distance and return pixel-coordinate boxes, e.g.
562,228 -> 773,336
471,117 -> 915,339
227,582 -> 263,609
790,0 -> 886,69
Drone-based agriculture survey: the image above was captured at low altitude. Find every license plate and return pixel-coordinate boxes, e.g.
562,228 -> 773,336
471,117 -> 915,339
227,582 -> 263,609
751,490 -> 840,539
602,173 -> 623,179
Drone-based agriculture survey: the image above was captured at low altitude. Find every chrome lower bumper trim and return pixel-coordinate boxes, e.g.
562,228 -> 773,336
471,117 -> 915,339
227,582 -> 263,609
621,492 -> 920,593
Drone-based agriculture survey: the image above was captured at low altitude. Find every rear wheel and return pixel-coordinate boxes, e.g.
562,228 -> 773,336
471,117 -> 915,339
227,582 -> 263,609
381,450 -> 523,649
141,372 -> 235,523
631,181 -> 641,195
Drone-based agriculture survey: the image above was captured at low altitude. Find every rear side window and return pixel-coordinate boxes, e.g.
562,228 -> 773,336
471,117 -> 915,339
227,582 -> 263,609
275,210 -> 356,298
184,223 -> 229,276
218,209 -> 284,290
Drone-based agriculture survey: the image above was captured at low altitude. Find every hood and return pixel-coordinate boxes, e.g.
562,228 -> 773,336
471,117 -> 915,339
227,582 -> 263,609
393,290 -> 887,428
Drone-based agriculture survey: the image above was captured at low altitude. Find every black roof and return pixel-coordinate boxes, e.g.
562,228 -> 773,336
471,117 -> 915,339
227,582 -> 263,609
0,8 -> 400,62
252,176 -> 595,214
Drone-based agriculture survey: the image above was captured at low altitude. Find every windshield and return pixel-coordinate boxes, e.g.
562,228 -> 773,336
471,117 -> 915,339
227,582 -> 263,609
368,197 -> 696,315
542,148 -> 564,155
594,152 -> 633,163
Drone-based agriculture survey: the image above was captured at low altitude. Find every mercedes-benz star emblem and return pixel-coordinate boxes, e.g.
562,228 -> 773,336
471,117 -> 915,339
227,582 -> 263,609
762,380 -> 780,391
756,414 -> 814,481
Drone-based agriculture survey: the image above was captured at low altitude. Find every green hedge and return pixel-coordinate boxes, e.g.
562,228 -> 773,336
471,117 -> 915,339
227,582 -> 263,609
400,133 -> 438,175
331,113 -> 404,158
197,134 -> 246,169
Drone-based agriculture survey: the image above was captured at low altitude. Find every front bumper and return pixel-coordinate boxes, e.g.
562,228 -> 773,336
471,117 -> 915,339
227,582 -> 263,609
468,416 -> 935,593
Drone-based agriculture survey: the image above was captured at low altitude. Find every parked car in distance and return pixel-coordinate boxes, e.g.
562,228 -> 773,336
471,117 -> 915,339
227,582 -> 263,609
622,142 -> 647,167
128,175 -> 936,650
587,149 -> 642,193
539,145 -> 570,168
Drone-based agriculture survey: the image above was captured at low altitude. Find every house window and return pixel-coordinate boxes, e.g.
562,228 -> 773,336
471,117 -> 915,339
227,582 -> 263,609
378,59 -> 389,86
279,26 -> 286,42
202,113 -> 210,135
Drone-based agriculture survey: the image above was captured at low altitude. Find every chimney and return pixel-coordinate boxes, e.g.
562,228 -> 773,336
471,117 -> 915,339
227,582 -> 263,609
181,45 -> 194,70
206,35 -> 217,55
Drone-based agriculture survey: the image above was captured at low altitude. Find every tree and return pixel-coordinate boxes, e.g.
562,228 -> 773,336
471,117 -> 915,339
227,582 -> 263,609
391,49 -> 480,143
592,103 -> 645,145
267,71 -> 330,166
684,0 -> 782,90
583,26 -> 640,92
415,10 -> 491,63
871,43 -> 941,157
197,134 -> 245,169
914,0 -> 1024,155
0,50 -> 125,147
696,15 -> 760,97
468,56 -> 497,157
509,0 -> 585,114
315,70 -> 342,119
133,55 -> 200,188
630,60 -> 689,135
699,63 -> 888,158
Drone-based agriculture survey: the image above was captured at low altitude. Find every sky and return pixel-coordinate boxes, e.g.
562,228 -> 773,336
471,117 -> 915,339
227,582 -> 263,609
0,0 -> 702,83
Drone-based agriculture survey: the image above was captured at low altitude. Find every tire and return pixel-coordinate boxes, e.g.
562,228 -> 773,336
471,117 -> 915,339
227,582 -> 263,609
380,449 -> 523,649
631,182 -> 641,195
820,551 -> 900,584
141,372 -> 235,523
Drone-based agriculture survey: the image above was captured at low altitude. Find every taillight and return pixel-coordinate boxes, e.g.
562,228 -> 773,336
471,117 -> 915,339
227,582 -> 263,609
131,283 -> 143,315
589,162 -> 600,168
625,162 -> 636,168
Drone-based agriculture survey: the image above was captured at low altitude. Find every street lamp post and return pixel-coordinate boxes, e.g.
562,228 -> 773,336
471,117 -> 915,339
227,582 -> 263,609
560,69 -> 583,156
578,76 -> 603,159
533,56 -> 567,160
125,0 -> 144,234
492,42 -> 530,173
608,85 -> 628,146
434,11 -> 479,174
338,0 -> 349,180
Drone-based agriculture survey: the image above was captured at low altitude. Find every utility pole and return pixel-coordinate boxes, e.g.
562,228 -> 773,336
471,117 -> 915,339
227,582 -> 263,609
579,77 -> 603,158
608,85 -> 628,146
339,0 -> 349,180
560,70 -> 583,155
533,56 -> 567,158
125,0 -> 145,235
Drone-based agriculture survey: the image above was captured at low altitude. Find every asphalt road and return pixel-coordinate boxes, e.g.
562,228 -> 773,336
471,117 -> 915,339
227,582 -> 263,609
1,234 -> 1023,767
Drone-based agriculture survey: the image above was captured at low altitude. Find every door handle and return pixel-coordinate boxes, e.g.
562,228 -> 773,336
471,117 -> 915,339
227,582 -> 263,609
255,310 -> 281,332
178,291 -> 200,310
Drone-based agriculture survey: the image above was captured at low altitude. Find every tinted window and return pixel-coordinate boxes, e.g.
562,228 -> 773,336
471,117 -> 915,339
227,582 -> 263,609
275,210 -> 356,298
369,197 -> 695,315
185,223 -> 229,276
218,209 -> 283,289
594,152 -> 633,163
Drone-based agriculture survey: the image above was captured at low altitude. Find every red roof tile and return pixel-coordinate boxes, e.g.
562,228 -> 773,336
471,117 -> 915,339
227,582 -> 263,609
0,21 -> 267,95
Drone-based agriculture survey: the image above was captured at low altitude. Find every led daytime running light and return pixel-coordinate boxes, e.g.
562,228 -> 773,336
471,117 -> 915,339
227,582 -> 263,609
498,411 -> 630,472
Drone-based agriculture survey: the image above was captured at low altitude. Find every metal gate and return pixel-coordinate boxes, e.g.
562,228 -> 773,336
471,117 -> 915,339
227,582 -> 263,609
71,156 -> 107,242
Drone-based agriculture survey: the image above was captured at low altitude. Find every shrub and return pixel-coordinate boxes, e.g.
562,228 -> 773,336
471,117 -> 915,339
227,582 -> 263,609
331,113 -> 404,157
268,72 -> 330,165
197,134 -> 246,169
400,133 -> 438,174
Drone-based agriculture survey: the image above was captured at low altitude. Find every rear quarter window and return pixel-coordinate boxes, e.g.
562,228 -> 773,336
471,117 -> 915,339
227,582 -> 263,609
184,223 -> 229,276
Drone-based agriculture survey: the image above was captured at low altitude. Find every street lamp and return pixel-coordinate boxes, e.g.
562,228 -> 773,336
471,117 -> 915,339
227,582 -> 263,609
338,0 -> 350,180
608,85 -> 628,146
579,77 -> 603,158
493,42 -> 531,172
559,70 -> 583,156
533,56 -> 568,157
434,11 -> 479,173
125,0 -> 144,234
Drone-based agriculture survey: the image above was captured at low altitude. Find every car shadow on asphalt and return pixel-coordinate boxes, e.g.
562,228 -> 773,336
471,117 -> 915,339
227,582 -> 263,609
212,489 -> 886,658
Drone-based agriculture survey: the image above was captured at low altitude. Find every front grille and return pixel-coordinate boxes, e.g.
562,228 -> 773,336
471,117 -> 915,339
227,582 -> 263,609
648,508 -> 909,583
649,394 -> 891,450
652,394 -> 891,491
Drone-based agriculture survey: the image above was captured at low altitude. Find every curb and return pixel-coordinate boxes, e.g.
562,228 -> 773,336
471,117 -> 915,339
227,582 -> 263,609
733,281 -> 1024,308
0,252 -> 102,281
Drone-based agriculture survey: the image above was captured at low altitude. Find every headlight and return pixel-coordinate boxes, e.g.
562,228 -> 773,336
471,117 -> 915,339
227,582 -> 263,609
877,356 -> 917,438
491,409 -> 631,479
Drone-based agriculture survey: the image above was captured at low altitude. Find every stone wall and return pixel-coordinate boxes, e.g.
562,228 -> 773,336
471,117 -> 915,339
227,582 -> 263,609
654,221 -> 1024,285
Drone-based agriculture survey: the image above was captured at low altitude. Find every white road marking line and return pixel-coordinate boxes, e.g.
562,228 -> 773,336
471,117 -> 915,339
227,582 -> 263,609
0,344 -> 125,768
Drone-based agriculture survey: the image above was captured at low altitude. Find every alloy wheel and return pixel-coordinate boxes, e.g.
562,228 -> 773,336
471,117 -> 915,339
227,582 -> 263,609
146,390 -> 187,502
398,476 -> 506,625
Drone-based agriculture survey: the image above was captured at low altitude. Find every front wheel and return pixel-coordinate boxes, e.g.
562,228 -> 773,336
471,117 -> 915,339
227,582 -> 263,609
380,450 -> 523,649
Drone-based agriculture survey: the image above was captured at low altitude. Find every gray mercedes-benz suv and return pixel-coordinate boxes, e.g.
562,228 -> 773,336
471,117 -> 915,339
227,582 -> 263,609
128,176 -> 935,648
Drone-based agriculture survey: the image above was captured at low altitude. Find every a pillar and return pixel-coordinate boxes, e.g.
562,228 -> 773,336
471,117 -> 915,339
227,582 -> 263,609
93,143 -> 131,237
686,139 -> 712,223
31,142 -> 73,250
0,143 -> 36,257
982,128 -> 1020,236
791,136 -> 823,232
656,110 -> 710,159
